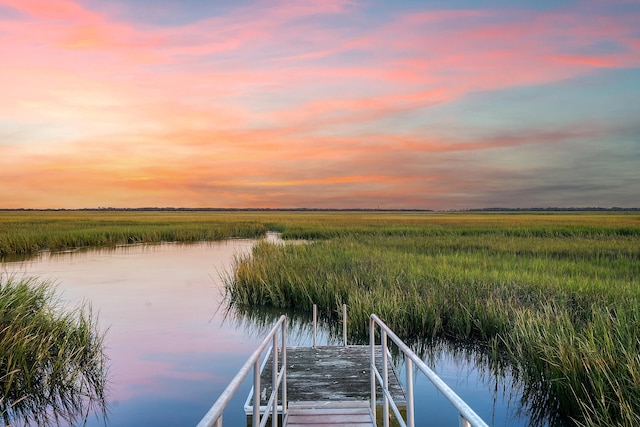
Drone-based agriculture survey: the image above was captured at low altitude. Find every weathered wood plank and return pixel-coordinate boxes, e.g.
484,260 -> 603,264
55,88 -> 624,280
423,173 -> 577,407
284,401 -> 375,426
256,345 -> 405,408
289,401 -> 371,409
286,415 -> 373,424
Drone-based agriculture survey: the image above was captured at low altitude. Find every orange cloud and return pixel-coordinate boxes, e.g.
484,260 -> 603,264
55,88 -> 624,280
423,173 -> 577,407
0,0 -> 95,21
1,0 -> 638,209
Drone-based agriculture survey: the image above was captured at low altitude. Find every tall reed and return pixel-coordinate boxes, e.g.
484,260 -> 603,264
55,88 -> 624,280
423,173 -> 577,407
0,276 -> 108,426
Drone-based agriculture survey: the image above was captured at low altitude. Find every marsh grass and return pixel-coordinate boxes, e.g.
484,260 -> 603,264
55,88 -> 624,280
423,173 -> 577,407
3,210 -> 640,424
222,212 -> 640,426
505,305 -> 640,426
0,211 -> 268,257
0,276 -> 108,426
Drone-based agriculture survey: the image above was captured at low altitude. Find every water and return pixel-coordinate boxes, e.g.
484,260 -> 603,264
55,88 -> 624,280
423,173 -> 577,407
1,236 -> 544,427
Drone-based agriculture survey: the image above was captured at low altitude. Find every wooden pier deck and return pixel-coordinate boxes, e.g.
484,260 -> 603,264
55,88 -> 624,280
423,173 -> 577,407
199,313 -> 489,427
284,401 -> 375,426
247,345 -> 405,425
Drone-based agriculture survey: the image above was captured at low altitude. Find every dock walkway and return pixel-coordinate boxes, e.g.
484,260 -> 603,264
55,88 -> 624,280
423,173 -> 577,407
284,401 -> 375,426
197,312 -> 489,427
248,345 -> 405,426
256,345 -> 405,405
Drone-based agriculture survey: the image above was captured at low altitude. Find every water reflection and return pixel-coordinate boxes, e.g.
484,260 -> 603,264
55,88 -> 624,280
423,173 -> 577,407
2,240 -> 264,426
2,238 -> 566,427
404,338 -> 571,426
220,303 -> 344,347
223,301 -> 569,427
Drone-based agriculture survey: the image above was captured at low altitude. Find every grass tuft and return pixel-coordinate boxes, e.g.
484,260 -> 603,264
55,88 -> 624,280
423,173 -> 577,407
0,276 -> 108,426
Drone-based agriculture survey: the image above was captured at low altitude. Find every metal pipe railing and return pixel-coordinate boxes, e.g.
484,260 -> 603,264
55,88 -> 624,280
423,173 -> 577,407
313,304 -> 317,348
370,314 -> 489,427
196,315 -> 287,427
342,303 -> 347,346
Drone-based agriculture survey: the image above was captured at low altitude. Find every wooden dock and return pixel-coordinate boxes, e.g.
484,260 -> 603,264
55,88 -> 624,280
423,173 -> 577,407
199,312 -> 489,427
247,345 -> 405,425
284,401 -> 375,426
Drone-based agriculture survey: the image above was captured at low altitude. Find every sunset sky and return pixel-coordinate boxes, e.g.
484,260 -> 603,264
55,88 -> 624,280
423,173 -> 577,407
1,0 -> 639,210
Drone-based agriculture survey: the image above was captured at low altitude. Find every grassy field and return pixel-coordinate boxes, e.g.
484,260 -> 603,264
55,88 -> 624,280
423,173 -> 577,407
1,210 -> 639,425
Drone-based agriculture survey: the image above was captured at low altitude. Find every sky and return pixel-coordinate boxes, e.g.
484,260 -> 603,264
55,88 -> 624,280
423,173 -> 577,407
1,0 -> 639,210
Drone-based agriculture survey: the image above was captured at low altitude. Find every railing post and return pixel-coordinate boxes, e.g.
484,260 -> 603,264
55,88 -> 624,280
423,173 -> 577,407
342,303 -> 347,346
370,316 -> 376,425
382,329 -> 389,427
253,358 -> 260,427
313,304 -> 317,348
406,358 -> 414,427
282,320 -> 287,417
272,333 -> 278,427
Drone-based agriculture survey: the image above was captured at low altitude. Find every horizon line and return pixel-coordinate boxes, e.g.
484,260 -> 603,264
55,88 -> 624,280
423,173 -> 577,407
1,207 -> 638,212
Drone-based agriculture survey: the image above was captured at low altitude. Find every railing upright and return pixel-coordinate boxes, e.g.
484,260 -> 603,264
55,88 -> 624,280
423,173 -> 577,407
370,314 -> 489,427
281,321 -> 287,419
312,304 -> 317,348
406,357 -> 414,426
382,328 -> 389,427
271,332 -> 278,427
253,358 -> 260,427
370,320 -> 377,424
342,303 -> 347,346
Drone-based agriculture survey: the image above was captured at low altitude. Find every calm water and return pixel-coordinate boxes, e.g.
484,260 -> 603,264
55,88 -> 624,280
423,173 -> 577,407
1,236 -> 543,427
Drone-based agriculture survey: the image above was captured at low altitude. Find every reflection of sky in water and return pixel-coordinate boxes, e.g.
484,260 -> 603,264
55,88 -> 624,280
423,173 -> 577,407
398,352 -> 530,427
2,238 -> 541,427
2,240 -> 268,426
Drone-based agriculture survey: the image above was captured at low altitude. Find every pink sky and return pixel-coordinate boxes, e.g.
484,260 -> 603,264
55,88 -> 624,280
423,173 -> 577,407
1,0 -> 639,209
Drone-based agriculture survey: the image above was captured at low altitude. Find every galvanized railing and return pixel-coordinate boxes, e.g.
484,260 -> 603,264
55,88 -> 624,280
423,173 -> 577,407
370,314 -> 489,427
197,315 -> 287,427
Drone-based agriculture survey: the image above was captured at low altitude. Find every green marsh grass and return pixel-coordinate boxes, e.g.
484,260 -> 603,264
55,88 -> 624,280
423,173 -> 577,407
0,276 -> 108,426
0,210 -> 268,257
3,210 -> 640,424
222,212 -> 640,426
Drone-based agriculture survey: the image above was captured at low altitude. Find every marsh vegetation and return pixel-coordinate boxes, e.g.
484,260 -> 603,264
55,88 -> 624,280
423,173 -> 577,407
2,210 -> 639,425
0,210 -> 267,258
224,212 -> 640,426
0,276 -> 108,426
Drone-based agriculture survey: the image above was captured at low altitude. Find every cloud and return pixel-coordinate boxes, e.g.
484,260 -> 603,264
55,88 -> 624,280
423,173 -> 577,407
1,0 -> 639,208
5,110 -> 634,210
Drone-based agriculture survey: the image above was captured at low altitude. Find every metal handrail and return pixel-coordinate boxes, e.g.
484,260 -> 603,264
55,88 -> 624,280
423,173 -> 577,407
370,314 -> 489,427
197,315 -> 287,427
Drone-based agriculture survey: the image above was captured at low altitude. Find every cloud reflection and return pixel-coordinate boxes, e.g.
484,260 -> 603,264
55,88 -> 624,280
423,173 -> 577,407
1,240 -> 263,424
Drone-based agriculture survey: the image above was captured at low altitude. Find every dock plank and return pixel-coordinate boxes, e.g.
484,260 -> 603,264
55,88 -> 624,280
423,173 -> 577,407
284,401 -> 375,426
255,345 -> 405,408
